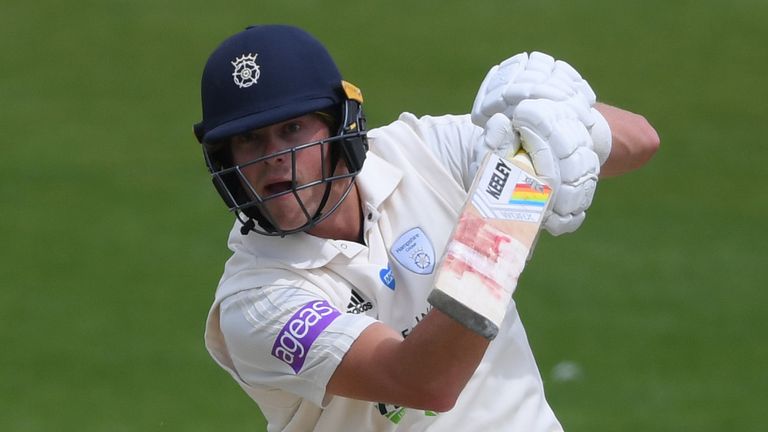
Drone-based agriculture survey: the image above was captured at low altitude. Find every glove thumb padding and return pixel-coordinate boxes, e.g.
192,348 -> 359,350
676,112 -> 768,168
483,113 -> 520,154
469,113 -> 521,180
514,125 -> 559,187
511,99 -> 566,185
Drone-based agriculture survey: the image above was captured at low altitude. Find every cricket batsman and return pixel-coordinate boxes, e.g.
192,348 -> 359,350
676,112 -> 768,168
194,25 -> 659,431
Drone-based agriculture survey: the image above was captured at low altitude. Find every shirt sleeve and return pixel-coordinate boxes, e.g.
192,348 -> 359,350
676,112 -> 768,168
397,112 -> 484,191
218,285 -> 378,407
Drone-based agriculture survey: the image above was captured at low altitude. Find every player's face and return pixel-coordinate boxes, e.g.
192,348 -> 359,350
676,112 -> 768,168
230,113 -> 347,231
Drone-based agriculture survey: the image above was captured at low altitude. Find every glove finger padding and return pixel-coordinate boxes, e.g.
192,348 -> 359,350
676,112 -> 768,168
558,147 -> 600,184
553,176 -> 597,216
512,99 -> 575,179
544,211 -> 586,236
511,99 -> 602,236
548,116 -> 592,161
471,54 -> 528,126
472,51 -> 599,130
562,93 -> 596,129
552,59 -> 597,104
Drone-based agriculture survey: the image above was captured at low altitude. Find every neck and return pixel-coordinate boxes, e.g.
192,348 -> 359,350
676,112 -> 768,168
307,181 -> 362,243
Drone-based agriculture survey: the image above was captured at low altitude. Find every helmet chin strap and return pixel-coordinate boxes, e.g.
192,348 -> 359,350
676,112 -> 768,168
306,143 -> 341,227
309,180 -> 333,224
239,218 -> 257,235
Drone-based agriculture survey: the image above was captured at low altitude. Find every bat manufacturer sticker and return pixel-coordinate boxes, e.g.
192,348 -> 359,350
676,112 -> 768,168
271,300 -> 340,373
390,227 -> 436,274
473,154 -> 551,223
484,158 -> 511,200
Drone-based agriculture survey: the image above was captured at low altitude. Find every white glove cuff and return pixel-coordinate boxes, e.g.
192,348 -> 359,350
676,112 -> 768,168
590,108 -> 612,166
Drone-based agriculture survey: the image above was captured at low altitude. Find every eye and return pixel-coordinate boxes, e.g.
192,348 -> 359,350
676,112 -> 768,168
229,132 -> 264,160
283,121 -> 302,135
232,131 -> 259,146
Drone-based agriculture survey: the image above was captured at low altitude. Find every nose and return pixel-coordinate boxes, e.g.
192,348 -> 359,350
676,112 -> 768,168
261,134 -> 290,166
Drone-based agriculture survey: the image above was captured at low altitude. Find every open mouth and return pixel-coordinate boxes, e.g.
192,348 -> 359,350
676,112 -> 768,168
265,181 -> 294,196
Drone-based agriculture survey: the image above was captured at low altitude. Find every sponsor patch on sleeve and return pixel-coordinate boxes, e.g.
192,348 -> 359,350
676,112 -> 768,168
271,300 -> 341,373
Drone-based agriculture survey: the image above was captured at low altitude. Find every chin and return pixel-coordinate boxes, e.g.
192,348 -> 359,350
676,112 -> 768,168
264,202 -> 316,231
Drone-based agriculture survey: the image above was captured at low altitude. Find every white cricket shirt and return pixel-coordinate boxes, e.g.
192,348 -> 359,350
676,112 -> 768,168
205,113 -> 564,431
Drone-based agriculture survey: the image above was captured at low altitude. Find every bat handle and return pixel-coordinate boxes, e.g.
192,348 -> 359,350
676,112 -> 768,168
510,149 -> 536,176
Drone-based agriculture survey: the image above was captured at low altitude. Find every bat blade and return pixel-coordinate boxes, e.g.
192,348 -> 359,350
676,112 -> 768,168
429,150 -> 552,338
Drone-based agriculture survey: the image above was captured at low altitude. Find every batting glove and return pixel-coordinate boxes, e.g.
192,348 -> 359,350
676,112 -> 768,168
471,51 -> 611,165
512,99 -> 602,235
469,113 -> 522,180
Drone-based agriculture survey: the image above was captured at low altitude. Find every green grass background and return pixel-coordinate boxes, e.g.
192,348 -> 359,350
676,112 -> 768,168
2,0 -> 766,430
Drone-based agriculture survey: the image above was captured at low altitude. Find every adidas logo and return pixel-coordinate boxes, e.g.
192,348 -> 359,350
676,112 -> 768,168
346,290 -> 373,314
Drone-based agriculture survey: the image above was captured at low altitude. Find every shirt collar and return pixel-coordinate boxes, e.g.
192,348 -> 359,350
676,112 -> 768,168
356,151 -> 402,211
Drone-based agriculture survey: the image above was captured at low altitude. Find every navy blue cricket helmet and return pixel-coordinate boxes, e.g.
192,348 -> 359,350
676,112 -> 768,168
193,25 -> 368,236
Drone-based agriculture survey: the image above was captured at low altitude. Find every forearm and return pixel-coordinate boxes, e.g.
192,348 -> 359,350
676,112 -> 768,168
326,309 -> 488,411
395,309 -> 488,408
596,102 -> 660,177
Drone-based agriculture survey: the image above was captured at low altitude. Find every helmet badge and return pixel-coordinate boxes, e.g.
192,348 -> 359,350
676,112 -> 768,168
231,53 -> 260,88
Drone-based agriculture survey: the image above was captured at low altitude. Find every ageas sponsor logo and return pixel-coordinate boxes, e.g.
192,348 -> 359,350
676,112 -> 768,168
271,300 -> 340,373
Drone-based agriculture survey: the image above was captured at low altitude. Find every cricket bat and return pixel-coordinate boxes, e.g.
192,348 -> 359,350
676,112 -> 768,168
428,150 -> 552,339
